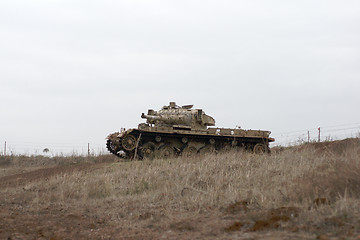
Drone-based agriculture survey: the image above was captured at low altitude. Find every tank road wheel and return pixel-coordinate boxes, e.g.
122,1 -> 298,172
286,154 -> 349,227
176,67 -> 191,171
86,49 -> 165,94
182,146 -> 198,158
155,135 -> 162,142
140,142 -> 156,159
199,145 -> 216,155
158,145 -> 175,159
122,135 -> 137,151
253,143 -> 268,154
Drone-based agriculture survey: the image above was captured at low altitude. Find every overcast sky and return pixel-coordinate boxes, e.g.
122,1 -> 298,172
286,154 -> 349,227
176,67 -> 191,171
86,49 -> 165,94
1,0 -> 360,154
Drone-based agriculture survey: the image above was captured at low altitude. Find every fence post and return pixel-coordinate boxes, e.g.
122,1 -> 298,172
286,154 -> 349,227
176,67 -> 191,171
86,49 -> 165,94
88,143 -> 90,157
318,127 -> 321,142
307,131 -> 310,143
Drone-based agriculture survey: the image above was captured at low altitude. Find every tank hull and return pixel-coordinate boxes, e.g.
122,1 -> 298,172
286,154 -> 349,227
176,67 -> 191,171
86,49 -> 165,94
106,125 -> 274,159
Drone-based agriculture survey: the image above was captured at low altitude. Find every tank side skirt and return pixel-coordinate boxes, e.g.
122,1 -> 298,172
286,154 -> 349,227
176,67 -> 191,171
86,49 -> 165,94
135,130 -> 270,147
138,128 -> 271,140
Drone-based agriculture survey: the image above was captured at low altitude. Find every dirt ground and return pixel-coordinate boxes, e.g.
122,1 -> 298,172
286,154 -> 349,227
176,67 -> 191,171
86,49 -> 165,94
1,140 -> 360,239
0,164 -> 316,240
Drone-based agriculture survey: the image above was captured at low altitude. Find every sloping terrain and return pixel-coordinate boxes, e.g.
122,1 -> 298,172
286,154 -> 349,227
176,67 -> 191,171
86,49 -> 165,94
1,139 -> 360,239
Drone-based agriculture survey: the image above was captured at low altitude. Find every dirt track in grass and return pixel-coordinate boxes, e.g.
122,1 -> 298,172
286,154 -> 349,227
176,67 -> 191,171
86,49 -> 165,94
0,162 -> 107,189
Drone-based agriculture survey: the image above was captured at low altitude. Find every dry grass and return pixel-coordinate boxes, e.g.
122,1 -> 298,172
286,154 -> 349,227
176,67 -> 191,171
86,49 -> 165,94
1,138 -> 360,239
0,154 -> 116,177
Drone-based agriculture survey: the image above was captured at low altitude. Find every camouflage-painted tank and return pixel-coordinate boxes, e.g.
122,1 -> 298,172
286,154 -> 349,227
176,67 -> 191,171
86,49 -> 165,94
106,102 -> 275,159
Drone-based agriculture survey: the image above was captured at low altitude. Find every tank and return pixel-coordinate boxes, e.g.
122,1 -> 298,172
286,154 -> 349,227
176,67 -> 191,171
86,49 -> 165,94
106,102 -> 275,159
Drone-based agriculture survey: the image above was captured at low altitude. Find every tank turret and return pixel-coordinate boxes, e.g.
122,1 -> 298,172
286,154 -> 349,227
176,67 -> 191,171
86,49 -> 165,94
141,102 -> 215,130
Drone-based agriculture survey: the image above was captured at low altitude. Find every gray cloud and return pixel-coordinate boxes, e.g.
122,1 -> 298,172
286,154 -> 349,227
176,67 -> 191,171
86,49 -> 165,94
1,0 -> 360,153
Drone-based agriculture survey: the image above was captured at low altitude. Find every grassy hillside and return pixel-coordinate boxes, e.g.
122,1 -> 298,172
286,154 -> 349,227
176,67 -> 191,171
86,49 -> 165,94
1,138 -> 359,239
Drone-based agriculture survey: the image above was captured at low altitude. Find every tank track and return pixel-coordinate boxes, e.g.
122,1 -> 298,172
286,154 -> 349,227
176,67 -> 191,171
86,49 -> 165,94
106,139 -> 122,157
106,130 -> 270,159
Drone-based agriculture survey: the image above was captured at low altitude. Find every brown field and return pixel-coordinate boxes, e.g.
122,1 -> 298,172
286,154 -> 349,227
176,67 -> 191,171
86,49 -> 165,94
1,138 -> 360,239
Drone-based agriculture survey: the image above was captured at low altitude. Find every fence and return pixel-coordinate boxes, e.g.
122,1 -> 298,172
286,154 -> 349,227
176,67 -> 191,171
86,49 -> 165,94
0,141 -> 107,156
272,122 -> 360,146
